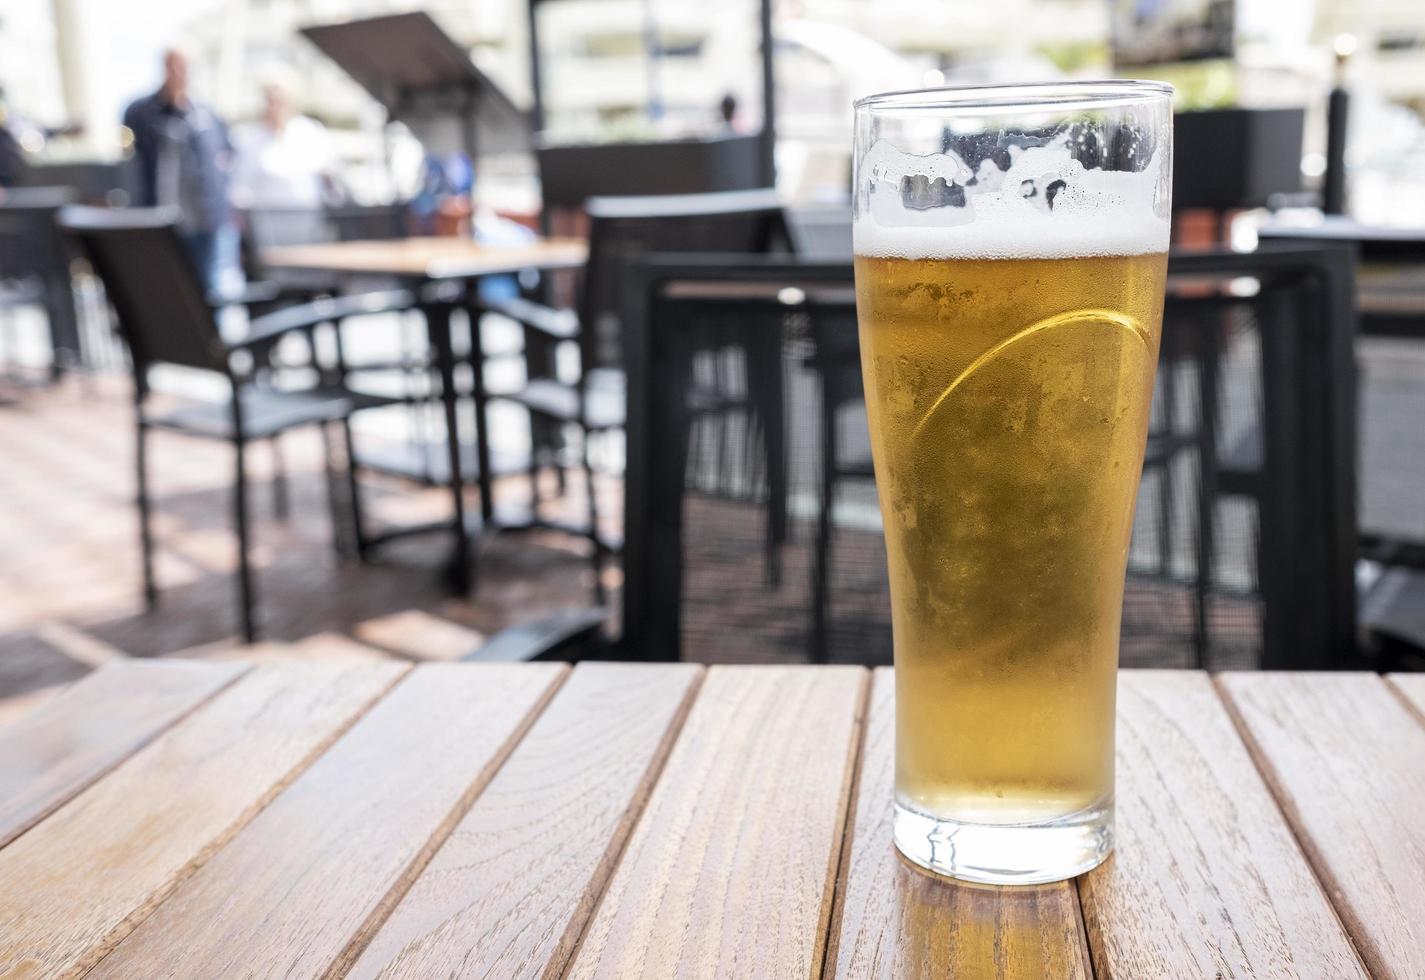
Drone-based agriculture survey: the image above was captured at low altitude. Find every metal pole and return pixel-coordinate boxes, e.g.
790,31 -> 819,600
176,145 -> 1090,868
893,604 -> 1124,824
644,0 -> 662,122
759,0 -> 776,187
1322,43 -> 1352,216
215,0 -> 251,117
1323,86 -> 1349,216
51,0 -> 97,152
527,0 -> 545,134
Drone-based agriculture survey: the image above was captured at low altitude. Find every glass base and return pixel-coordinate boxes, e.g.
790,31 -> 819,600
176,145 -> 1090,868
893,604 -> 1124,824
893,799 -> 1113,885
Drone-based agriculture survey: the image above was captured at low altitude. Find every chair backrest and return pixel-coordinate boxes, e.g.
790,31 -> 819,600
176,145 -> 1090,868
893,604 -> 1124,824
0,187 -> 74,281
578,189 -> 792,372
0,187 -> 82,366
620,258 -> 872,664
237,206 -> 333,287
1141,243 -> 1359,670
619,246 -> 1360,669
326,204 -> 408,242
241,207 -> 331,249
59,206 -> 229,376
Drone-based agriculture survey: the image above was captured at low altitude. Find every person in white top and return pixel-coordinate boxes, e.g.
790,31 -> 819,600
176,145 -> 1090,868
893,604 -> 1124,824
230,67 -> 334,210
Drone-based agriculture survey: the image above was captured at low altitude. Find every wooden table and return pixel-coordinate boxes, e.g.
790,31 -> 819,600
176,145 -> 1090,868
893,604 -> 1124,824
1259,218 -> 1425,332
262,237 -> 588,593
3,662 -> 1423,979
263,236 -> 588,281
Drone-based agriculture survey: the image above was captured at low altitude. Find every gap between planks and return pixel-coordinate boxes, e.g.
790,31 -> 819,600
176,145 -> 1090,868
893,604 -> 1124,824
822,669 -> 1093,980
1384,674 -> 1425,730
1071,874 -> 1098,980
2,662 -> 410,980
560,666 -> 868,979
818,668 -> 879,980
553,665 -> 711,980
326,664 -> 577,979
1207,673 -> 1375,980
91,663 -> 414,978
0,660 -> 250,850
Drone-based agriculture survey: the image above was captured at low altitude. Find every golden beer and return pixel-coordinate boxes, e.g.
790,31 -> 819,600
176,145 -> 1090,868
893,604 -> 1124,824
856,252 -> 1165,833
854,79 -> 1172,882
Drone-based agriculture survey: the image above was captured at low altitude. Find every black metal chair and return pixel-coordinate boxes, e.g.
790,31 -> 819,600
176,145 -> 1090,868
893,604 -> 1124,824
1130,244 -> 1359,669
0,187 -> 82,380
459,607 -> 609,662
327,203 -> 409,242
619,248 -> 1362,670
803,290 -> 874,663
60,206 -> 415,642
621,259 -> 860,663
482,189 -> 793,599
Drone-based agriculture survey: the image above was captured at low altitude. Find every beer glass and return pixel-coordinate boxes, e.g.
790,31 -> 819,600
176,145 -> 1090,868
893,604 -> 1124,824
853,81 -> 1172,884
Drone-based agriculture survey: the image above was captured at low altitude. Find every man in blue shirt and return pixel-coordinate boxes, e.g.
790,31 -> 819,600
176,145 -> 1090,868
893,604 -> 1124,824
122,48 -> 233,293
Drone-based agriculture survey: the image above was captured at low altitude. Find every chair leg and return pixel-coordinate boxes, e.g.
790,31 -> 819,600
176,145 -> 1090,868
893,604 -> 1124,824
341,418 -> 369,561
584,426 -> 606,606
1157,365 -> 1177,576
750,348 -> 786,588
136,420 -> 158,609
269,434 -> 290,520
555,423 -> 569,496
233,437 -> 258,643
319,421 -> 350,559
527,412 -> 543,511
1192,331 -> 1220,670
809,410 -> 837,665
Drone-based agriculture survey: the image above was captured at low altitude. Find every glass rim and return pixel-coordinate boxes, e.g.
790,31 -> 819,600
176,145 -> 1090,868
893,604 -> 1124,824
854,79 -> 1174,115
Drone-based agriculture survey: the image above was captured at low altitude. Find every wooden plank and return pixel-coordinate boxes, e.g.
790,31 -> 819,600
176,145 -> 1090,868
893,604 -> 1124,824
564,665 -> 867,980
1079,671 -> 1368,980
89,663 -> 567,980
1220,671 -> 1425,980
1388,672 -> 1425,724
826,669 -> 1091,980
0,659 -> 246,848
0,684 -> 66,729
0,661 -> 405,979
345,662 -> 702,980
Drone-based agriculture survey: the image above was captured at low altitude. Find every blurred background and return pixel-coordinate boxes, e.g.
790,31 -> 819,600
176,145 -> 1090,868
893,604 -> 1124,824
5,0 -> 1424,223
3,0 -> 1425,714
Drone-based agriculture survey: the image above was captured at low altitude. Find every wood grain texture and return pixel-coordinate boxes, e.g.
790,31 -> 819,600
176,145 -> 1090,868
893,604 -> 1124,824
346,662 -> 702,980
88,662 -> 567,980
1079,671 -> 1368,980
0,661 -> 405,980
564,665 -> 867,980
0,659 -> 246,848
1388,672 -> 1425,724
1220,671 -> 1425,980
827,669 -> 1090,980
0,685 -> 67,730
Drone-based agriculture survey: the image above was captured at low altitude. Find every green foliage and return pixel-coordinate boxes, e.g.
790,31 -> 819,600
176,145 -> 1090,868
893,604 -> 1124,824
1120,60 -> 1238,109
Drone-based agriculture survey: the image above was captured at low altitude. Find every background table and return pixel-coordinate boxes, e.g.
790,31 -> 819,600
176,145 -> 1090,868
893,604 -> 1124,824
262,237 -> 588,593
2,662 -> 1423,978
263,236 -> 588,281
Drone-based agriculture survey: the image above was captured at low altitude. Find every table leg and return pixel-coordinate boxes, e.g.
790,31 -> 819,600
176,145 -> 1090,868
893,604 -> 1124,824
466,294 -> 496,525
427,302 -> 472,594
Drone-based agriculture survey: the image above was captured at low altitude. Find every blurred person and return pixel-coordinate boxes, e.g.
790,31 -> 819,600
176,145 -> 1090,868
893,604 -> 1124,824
0,119 -> 23,190
122,47 -> 234,293
230,67 -> 336,210
0,87 -> 28,188
718,92 -> 746,134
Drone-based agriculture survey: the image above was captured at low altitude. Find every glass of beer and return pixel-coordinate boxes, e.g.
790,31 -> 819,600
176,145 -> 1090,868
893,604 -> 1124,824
853,81 -> 1172,884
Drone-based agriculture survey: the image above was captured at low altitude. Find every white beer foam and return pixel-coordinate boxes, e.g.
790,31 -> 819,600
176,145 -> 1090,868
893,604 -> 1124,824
854,141 -> 1170,260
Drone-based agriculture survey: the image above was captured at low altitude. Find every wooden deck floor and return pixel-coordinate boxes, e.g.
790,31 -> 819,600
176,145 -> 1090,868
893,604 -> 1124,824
0,376 -> 616,713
